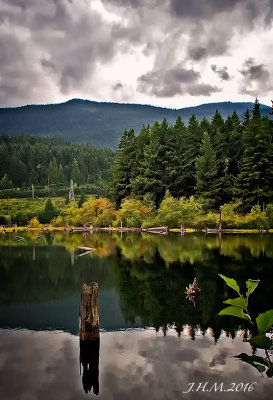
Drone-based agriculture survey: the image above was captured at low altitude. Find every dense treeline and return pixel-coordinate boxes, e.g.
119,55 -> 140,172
2,194 -> 273,229
110,99 -> 273,211
0,134 -> 115,193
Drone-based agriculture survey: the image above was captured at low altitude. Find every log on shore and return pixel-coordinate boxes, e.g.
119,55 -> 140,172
79,283 -> 100,341
142,226 -> 169,234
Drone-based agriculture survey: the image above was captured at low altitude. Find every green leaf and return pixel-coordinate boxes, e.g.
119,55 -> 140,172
235,353 -> 269,373
219,274 -> 240,295
219,306 -> 251,322
248,335 -> 273,350
256,310 -> 273,334
223,297 -> 248,310
246,279 -> 260,298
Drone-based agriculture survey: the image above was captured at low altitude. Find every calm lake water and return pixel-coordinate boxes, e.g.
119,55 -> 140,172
0,231 -> 272,399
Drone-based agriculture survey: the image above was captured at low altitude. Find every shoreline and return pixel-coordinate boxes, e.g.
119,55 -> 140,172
1,226 -> 272,234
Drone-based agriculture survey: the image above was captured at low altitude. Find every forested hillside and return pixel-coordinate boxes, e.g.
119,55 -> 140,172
111,99 -> 273,211
0,135 -> 114,197
0,99 -> 271,148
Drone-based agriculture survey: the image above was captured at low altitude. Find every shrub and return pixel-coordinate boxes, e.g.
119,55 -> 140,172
119,198 -> 152,227
29,217 -> 40,228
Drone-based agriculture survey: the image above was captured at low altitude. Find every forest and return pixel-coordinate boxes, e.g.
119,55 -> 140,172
111,99 -> 273,212
0,135 -> 115,197
1,99 -> 273,229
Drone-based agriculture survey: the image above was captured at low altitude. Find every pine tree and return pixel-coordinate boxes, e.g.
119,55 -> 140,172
195,132 -> 220,208
71,158 -> 83,185
234,99 -> 272,208
130,120 -> 168,206
40,198 -> 57,223
164,115 -> 187,197
181,114 -> 202,196
110,129 -> 136,206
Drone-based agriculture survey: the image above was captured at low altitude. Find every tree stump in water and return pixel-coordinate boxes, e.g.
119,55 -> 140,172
79,283 -> 100,395
79,283 -> 100,341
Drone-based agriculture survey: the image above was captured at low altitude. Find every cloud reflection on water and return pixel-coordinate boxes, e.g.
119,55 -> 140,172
0,328 -> 272,400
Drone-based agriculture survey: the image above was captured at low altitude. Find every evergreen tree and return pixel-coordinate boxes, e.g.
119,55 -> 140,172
40,198 -> 57,223
110,129 -> 136,206
71,158 -> 83,185
0,174 -> 13,190
78,192 -> 86,208
164,115 -> 187,197
130,120 -> 168,206
234,99 -> 272,208
195,132 -> 220,208
181,114 -> 202,196
130,125 -> 150,195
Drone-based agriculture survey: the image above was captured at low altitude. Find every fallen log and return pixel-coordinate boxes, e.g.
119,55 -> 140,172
78,246 -> 96,257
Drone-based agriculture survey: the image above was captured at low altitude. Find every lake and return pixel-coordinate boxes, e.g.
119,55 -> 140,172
0,231 -> 272,399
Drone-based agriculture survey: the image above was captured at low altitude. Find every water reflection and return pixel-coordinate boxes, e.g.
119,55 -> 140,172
0,328 -> 272,400
0,232 -> 273,336
80,339 -> 100,395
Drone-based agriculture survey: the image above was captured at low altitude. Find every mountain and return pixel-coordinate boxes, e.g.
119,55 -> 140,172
0,99 -> 271,148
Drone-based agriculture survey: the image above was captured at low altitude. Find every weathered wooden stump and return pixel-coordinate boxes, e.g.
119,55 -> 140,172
79,283 -> 100,341
79,283 -> 100,395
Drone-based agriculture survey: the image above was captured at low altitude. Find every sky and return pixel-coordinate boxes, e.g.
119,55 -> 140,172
0,0 -> 273,109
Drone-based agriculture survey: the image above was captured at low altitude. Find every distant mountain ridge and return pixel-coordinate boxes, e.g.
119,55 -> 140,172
0,99 -> 271,148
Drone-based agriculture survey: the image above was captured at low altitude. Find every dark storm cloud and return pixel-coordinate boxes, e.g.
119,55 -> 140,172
170,0 -> 243,17
113,82 -> 124,91
0,0 -> 273,106
239,58 -> 270,81
0,0 -> 121,105
211,65 -> 231,81
188,47 -> 207,61
138,65 -> 221,97
239,58 -> 273,95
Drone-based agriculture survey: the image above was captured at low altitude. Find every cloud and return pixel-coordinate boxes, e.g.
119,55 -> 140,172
0,0 -> 124,105
113,82 -> 123,91
137,65 -> 221,97
211,65 -> 231,81
239,58 -> 270,81
0,0 -> 273,107
239,58 -> 272,95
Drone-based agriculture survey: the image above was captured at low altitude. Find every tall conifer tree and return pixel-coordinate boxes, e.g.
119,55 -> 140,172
110,129 -> 136,206
195,132 -> 220,208
234,99 -> 272,208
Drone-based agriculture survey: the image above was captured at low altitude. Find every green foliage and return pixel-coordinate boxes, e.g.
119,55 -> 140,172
218,306 -> 251,321
110,129 -> 136,206
218,274 -> 241,296
40,198 -> 58,223
157,191 -> 179,228
256,310 -> 273,334
78,192 -> 86,208
178,196 -> 203,227
82,197 -> 116,227
219,274 -> 273,377
29,216 -> 40,228
117,198 -> 152,228
0,134 -> 114,194
234,100 -> 272,209
195,132 -> 220,208
0,174 -> 13,190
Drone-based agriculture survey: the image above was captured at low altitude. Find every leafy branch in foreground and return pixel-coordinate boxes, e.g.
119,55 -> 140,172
218,275 -> 273,377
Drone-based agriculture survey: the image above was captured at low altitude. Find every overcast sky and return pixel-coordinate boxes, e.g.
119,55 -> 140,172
0,0 -> 273,108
